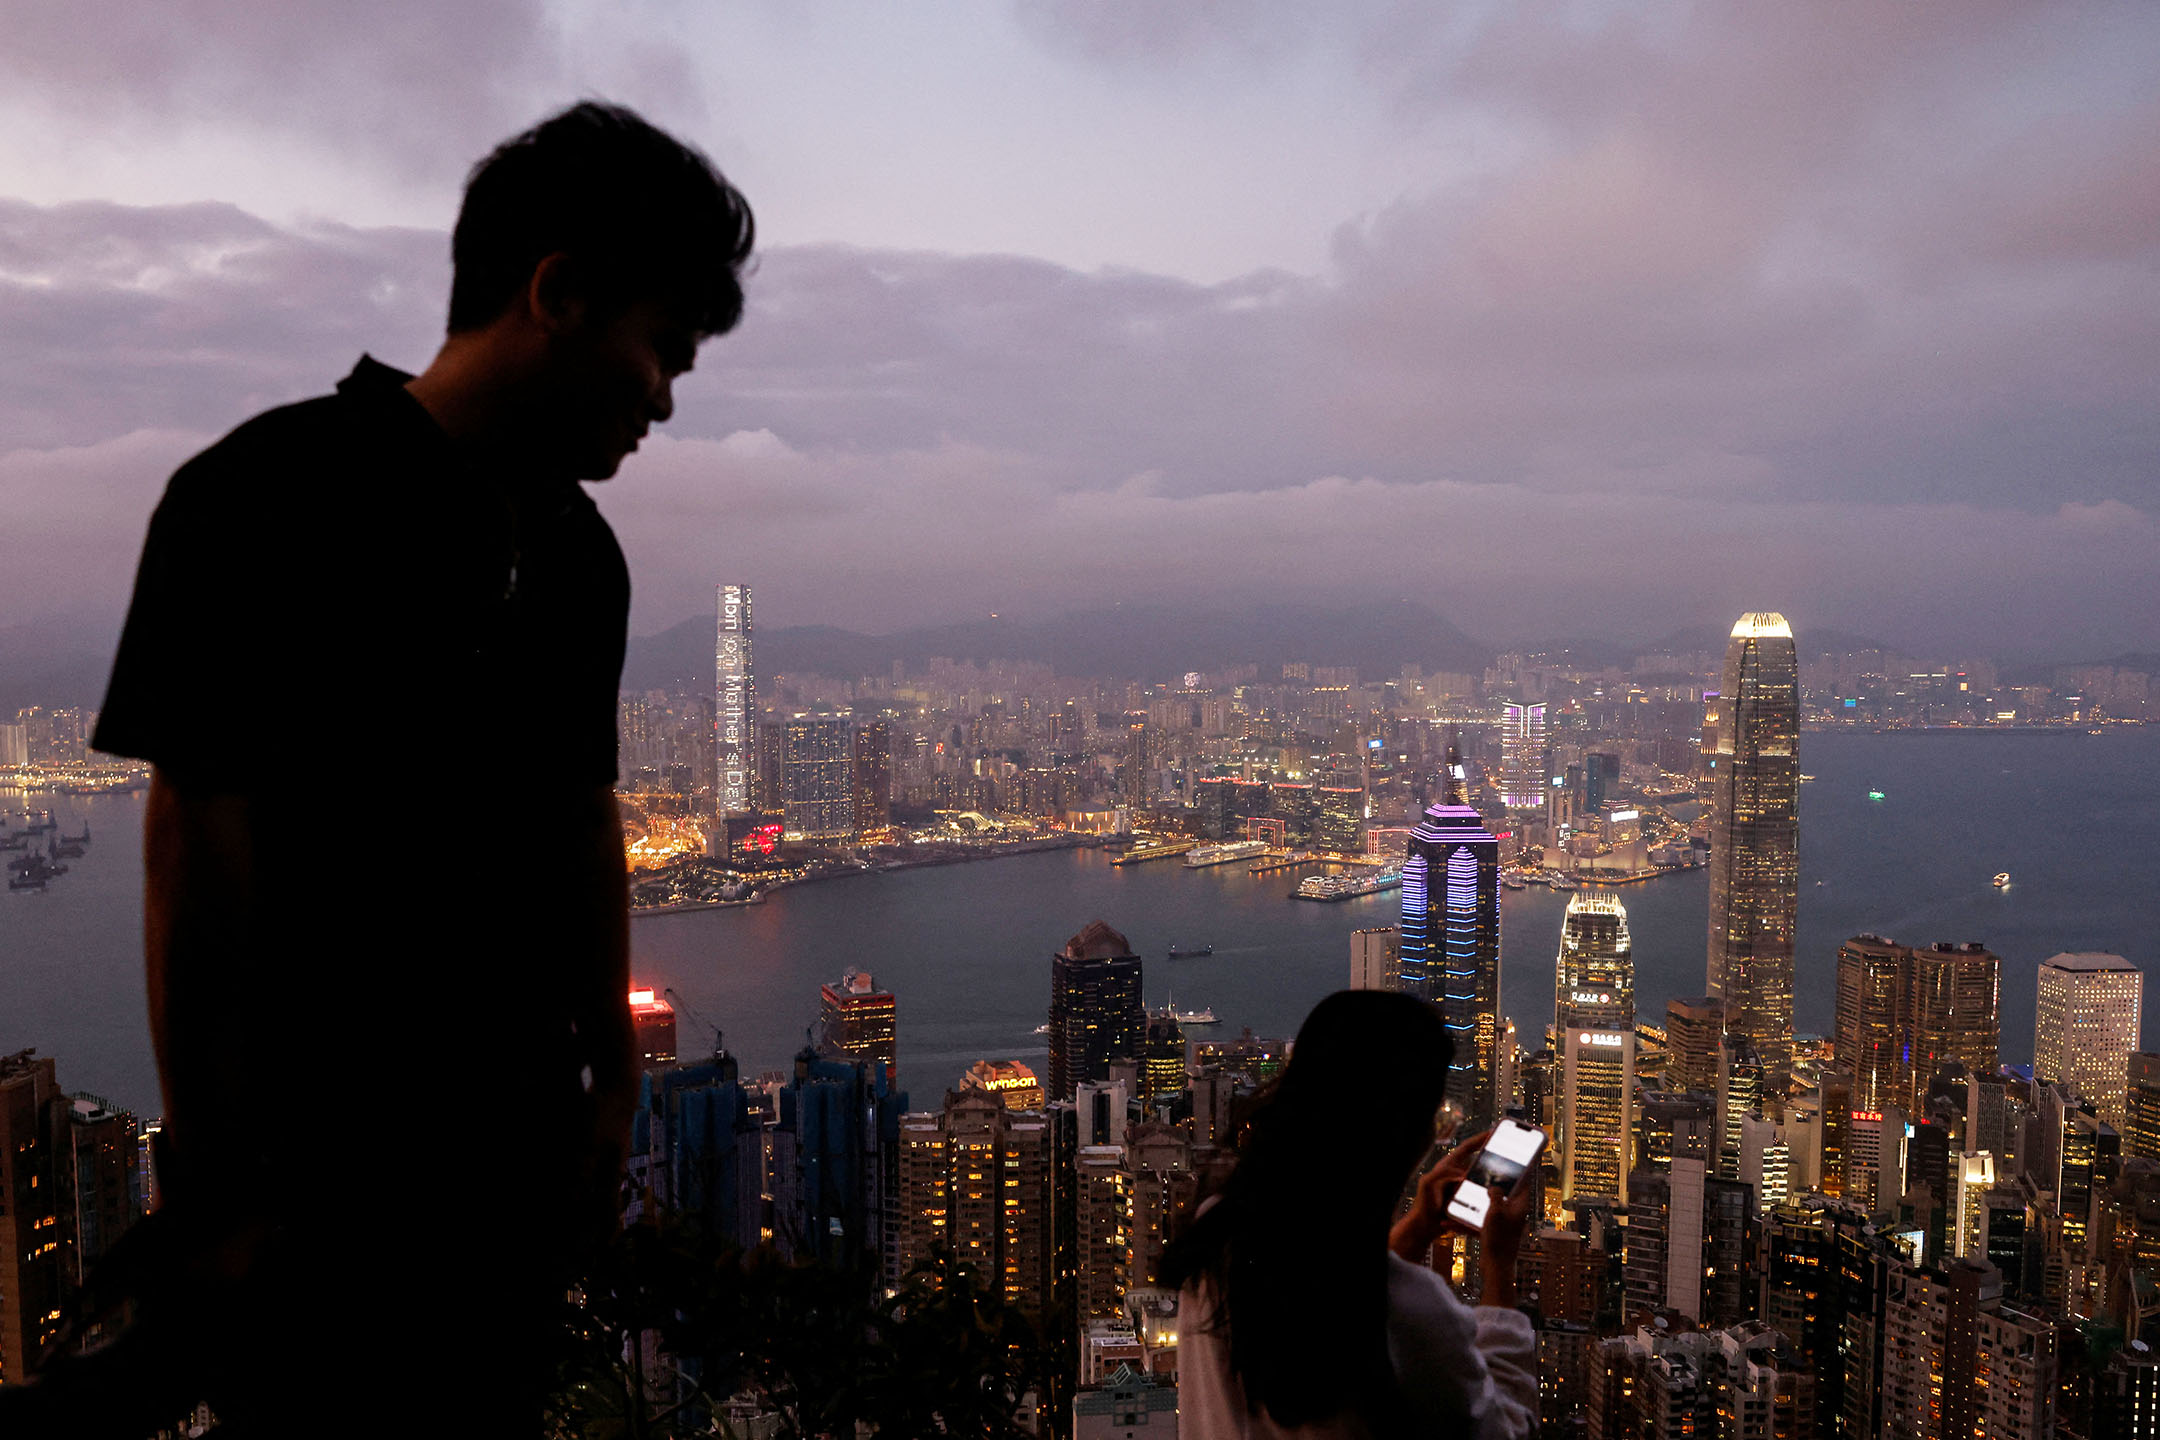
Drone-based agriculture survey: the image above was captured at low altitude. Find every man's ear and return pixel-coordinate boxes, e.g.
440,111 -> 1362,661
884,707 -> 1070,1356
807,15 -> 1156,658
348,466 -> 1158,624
526,252 -> 587,335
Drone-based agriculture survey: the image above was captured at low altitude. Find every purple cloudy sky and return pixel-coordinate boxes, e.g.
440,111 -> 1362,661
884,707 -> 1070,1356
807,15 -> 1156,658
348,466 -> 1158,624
2,1 -> 2156,663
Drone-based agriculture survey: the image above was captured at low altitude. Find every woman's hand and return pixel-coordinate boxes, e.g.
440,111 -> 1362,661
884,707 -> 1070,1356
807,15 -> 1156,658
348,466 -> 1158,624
1389,1127 -> 1493,1260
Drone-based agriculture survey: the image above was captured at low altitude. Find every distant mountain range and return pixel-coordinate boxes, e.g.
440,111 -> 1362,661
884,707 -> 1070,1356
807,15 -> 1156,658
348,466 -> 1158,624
0,609 -> 2146,713
622,601 -> 1496,692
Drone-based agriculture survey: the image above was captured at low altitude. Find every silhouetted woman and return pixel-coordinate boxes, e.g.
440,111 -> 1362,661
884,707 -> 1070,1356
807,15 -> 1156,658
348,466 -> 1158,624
1164,990 -> 1537,1438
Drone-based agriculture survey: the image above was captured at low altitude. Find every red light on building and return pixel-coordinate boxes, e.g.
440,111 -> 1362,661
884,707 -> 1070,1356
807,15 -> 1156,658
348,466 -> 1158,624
630,983 -> 677,1071
1853,1110 -> 1883,1123
750,823 -> 783,854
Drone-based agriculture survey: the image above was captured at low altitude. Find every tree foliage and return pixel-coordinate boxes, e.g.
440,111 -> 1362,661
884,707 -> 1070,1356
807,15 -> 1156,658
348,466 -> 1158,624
547,1214 -> 1046,1439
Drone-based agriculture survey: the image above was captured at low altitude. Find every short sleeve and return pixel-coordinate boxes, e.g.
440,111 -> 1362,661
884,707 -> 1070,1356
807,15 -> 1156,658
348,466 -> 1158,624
92,455 -> 280,790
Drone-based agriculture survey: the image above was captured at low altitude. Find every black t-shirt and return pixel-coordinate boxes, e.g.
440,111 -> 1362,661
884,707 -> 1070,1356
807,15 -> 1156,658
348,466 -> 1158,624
96,354 -> 627,793
95,357 -> 631,1145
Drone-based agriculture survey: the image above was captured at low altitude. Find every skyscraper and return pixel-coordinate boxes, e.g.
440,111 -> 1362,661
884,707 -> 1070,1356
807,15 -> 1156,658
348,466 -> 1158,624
715,583 -> 754,815
2034,952 -> 2143,1128
850,719 -> 892,837
1835,935 -> 2001,1119
819,971 -> 898,1086
1047,921 -> 1146,1102
1500,702 -> 1549,810
1555,891 -> 1636,1205
1665,996 -> 1724,1095
1705,612 -> 1800,1077
629,985 -> 678,1070
1349,926 -> 1400,991
0,1051 -> 68,1383
781,717 -> 855,840
1399,744 -> 1501,1128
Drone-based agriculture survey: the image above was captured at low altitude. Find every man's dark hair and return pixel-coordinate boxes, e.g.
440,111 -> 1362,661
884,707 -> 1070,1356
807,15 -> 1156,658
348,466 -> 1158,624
448,100 -> 755,337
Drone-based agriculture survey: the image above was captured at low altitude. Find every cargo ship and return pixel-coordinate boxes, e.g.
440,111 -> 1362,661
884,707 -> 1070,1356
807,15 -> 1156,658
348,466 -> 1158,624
1184,840 -> 1270,868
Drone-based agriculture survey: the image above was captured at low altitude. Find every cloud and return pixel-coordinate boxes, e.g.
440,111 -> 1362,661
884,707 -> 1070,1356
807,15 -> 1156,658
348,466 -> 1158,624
0,0 -> 563,185
2,2 -> 2157,663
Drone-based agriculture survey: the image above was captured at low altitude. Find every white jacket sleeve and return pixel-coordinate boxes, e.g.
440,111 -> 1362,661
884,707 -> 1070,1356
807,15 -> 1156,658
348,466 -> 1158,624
1383,1256 -> 1539,1440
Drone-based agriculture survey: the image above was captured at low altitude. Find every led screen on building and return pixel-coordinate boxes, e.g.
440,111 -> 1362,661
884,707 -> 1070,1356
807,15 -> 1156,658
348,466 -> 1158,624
716,583 -> 753,814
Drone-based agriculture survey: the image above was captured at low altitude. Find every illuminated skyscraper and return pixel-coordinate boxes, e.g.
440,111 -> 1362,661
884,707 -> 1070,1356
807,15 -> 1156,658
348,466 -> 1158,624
2034,952 -> 2143,1129
1554,891 -> 1635,1205
1047,921 -> 1146,1102
1500,702 -> 1549,810
781,717 -> 855,840
629,985 -> 677,1070
715,583 -> 754,815
1400,743 -> 1501,1127
1705,612 -> 1800,1077
820,971 -> 898,1086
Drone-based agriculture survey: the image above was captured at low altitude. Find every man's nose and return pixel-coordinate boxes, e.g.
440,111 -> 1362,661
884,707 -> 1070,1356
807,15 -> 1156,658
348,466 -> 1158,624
650,378 -> 675,426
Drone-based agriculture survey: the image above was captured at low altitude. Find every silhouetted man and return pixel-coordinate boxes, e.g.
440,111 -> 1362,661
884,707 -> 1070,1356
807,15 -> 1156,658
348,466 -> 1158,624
28,103 -> 752,1436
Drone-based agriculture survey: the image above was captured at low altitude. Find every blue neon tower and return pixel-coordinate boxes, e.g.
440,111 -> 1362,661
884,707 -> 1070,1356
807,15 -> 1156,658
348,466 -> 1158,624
1399,744 -> 1501,1129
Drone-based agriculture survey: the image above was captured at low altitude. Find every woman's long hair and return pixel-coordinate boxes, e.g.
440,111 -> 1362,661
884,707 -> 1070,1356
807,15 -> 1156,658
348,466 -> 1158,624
1161,990 -> 1453,1432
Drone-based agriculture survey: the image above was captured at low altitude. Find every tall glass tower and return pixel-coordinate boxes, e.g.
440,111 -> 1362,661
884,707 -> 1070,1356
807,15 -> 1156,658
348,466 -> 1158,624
1705,612 -> 1800,1077
1499,702 -> 1548,810
1400,745 -> 1501,1127
1554,890 -> 1635,1205
716,583 -> 755,814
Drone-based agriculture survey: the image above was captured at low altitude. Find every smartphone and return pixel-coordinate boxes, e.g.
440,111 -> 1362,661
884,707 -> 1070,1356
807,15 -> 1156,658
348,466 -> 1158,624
1444,1119 -> 1547,1230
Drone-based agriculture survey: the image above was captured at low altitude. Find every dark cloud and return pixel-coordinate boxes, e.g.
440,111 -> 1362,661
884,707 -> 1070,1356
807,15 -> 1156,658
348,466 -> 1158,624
0,199 -> 445,450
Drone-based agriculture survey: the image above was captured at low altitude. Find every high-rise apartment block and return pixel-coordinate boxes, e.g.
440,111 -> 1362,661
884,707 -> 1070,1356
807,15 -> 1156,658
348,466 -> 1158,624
1399,749 -> 1501,1128
1048,922 -> 1146,1102
1349,926 -> 1400,991
781,717 -> 856,841
0,1051 -> 143,1383
2035,953 -> 2143,1129
819,971 -> 898,1086
1879,1258 -> 2057,1440
896,1088 -> 1053,1321
1705,612 -> 1799,1077
1835,935 -> 2001,1117
1500,702 -> 1549,810
715,583 -> 754,814
1556,891 -> 1635,1206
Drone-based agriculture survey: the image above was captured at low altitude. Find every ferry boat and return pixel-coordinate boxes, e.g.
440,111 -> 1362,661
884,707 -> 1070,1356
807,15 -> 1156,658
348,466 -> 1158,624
1167,943 -> 1213,958
1293,863 -> 1405,903
1112,839 -> 1199,866
1163,994 -> 1219,1026
1549,876 -> 1579,892
1032,1023 -> 1051,1036
1993,872 -> 2011,889
1500,874 -> 1528,891
1185,840 -> 1270,868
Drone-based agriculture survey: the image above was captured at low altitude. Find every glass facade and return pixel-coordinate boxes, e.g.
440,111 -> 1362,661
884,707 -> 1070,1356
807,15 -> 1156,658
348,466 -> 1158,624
1399,751 -> 1500,1128
1555,891 -> 1635,1205
1705,612 -> 1799,1077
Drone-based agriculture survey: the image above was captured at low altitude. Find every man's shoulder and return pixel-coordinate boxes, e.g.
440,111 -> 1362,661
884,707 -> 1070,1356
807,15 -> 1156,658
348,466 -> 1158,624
157,393 -> 343,516
159,358 -> 420,515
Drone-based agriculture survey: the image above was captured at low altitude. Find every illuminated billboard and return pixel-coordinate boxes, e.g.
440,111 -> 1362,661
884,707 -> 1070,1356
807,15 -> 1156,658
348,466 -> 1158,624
716,583 -> 754,814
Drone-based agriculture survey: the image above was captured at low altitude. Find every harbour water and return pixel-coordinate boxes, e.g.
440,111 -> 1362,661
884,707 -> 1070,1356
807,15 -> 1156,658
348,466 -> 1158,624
5,727 -> 2155,1114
